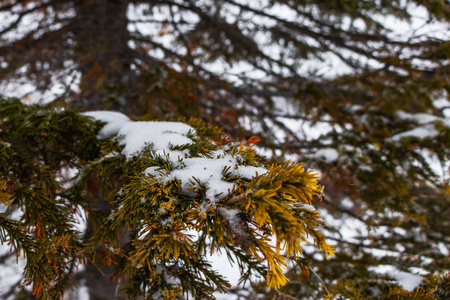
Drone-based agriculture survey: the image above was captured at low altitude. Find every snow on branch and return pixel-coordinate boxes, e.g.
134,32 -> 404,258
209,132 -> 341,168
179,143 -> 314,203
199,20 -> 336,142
80,110 -> 332,297
0,99 -> 332,299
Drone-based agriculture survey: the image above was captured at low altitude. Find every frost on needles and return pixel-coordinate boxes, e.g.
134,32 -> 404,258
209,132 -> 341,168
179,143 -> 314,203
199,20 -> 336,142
0,99 -> 333,299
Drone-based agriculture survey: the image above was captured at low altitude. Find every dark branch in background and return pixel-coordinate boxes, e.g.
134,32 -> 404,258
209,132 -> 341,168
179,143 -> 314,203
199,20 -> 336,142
0,0 -> 24,12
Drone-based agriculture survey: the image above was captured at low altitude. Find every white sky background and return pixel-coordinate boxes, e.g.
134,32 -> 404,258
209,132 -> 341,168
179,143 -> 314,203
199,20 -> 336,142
0,1 -> 449,299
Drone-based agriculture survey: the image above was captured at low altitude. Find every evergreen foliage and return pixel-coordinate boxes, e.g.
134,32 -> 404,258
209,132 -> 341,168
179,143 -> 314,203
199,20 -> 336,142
0,0 -> 449,299
0,98 -> 332,299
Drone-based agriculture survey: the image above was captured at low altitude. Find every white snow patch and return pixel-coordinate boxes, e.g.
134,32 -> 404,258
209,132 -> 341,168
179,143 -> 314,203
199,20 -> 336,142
392,271 -> 423,292
346,104 -> 363,112
299,203 -> 317,212
370,265 -> 423,292
236,166 -> 267,179
144,166 -> 167,177
438,242 -> 450,256
341,144 -> 356,152
83,111 -> 194,158
388,124 -> 439,142
396,111 -> 438,125
310,148 -> 339,163
388,109 -> 450,142
339,198 -> 354,210
434,97 -> 450,110
164,155 -> 237,202
118,121 -> 194,158
82,111 -> 130,139
154,149 -> 188,165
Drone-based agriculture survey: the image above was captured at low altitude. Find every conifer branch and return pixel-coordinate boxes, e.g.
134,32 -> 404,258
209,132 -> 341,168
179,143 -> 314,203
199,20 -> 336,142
222,189 -> 253,205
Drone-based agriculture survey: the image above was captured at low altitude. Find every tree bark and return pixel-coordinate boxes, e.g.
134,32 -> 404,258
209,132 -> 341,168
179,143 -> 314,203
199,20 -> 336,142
71,1 -> 133,298
71,0 -> 138,113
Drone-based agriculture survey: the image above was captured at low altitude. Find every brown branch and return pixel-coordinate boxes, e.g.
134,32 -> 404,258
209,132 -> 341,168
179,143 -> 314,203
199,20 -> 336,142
309,266 -> 332,297
222,189 -> 253,205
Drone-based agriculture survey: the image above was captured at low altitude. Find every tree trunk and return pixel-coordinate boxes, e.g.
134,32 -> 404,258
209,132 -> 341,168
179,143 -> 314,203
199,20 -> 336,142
71,1 -> 133,298
71,0 -> 138,113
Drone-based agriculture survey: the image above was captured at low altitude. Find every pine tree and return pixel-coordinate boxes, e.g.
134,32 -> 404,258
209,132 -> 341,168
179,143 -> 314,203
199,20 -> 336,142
1,0 -> 449,299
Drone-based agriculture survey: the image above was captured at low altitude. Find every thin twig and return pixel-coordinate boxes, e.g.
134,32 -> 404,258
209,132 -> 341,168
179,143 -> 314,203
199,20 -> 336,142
223,189 -> 253,205
308,266 -> 332,297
